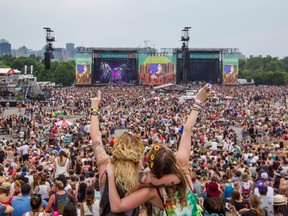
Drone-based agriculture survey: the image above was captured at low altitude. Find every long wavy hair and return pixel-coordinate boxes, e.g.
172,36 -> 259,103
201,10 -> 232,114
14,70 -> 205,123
148,144 -> 187,208
249,195 -> 266,216
111,132 -> 143,193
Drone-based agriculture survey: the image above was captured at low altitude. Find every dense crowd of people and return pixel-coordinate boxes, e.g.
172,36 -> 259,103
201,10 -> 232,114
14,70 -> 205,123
0,84 -> 287,216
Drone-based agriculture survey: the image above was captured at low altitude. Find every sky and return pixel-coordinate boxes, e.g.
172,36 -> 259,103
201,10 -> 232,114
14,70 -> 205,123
1,0 -> 287,58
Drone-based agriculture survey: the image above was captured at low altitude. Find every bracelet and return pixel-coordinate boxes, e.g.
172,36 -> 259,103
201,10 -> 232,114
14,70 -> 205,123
91,108 -> 99,112
91,108 -> 99,116
192,105 -> 201,109
194,98 -> 203,106
192,107 -> 201,112
194,102 -> 202,107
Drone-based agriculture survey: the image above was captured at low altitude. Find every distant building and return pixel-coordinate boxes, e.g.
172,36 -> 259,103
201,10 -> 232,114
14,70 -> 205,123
15,46 -> 29,57
0,39 -> 11,56
53,48 -> 65,61
28,49 -> 45,58
66,43 -> 75,59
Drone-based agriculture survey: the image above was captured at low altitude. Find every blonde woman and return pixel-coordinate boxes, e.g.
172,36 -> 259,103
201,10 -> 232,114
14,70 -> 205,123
241,194 -> 266,216
90,91 -> 178,216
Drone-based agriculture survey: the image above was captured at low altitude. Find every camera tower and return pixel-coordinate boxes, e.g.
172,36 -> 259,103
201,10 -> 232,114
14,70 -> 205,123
181,27 -> 191,84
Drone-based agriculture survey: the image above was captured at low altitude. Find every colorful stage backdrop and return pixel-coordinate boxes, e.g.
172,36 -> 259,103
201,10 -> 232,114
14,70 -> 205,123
222,54 -> 239,85
139,55 -> 176,85
75,53 -> 92,85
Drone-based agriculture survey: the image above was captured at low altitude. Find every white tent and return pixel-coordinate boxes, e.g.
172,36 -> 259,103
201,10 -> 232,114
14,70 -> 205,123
0,68 -> 21,75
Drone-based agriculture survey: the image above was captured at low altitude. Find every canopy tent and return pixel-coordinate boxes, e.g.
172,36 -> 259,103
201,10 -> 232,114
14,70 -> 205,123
0,68 -> 21,76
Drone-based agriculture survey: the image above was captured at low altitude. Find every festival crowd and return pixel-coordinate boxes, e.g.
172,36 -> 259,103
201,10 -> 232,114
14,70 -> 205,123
0,84 -> 287,216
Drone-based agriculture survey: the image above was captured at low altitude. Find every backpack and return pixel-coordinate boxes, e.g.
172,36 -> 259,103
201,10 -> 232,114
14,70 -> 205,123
241,182 -> 252,199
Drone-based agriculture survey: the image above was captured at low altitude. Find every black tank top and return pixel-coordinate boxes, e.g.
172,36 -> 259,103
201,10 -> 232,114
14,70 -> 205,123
100,173 -> 139,216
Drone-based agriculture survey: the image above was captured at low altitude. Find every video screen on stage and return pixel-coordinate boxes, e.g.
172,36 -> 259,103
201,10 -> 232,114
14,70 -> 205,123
77,65 -> 90,74
224,65 -> 237,75
139,55 -> 176,85
75,53 -> 92,85
222,54 -> 239,85
95,60 -> 137,83
149,64 -> 166,77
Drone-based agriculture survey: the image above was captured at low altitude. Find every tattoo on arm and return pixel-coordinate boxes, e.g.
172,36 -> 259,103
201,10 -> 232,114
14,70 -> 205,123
98,157 -> 109,167
94,145 -> 106,155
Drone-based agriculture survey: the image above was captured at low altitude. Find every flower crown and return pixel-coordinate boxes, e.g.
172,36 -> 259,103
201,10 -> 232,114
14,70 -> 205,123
149,145 -> 160,169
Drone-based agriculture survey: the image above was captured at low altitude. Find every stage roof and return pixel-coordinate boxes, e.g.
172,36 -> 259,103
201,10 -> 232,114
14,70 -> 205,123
76,47 -> 239,54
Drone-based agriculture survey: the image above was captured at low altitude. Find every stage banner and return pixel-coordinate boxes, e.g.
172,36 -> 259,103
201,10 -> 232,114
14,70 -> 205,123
75,53 -> 92,85
138,55 -> 177,85
93,53 -> 136,58
222,54 -> 239,85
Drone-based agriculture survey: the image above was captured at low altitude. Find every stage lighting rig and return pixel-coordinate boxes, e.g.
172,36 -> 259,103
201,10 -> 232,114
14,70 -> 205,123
43,27 -> 56,71
181,27 -> 191,84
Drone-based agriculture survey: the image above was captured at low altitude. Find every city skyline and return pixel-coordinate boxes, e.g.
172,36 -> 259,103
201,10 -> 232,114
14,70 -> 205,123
1,0 -> 287,58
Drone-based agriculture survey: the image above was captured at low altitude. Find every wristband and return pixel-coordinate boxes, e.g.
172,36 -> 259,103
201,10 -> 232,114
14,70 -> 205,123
194,98 -> 203,106
194,102 -> 202,108
91,108 -> 99,112
192,107 -> 201,112
91,108 -> 99,116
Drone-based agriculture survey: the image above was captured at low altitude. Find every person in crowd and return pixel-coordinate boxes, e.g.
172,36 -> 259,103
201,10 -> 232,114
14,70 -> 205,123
105,85 -> 210,215
0,203 -> 14,215
241,194 -> 266,216
273,194 -> 288,216
23,194 -> 50,216
45,180 -> 68,215
230,190 -> 248,212
53,150 -> 70,178
34,176 -> 50,202
203,181 -> 226,215
80,186 -> 100,216
62,203 -> 77,216
0,181 -> 13,209
11,184 -> 47,216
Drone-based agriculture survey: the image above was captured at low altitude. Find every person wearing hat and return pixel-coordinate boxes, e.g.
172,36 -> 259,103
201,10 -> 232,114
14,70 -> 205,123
273,194 -> 288,216
254,173 -> 274,201
241,173 -> 253,200
255,182 -> 274,216
279,170 -> 288,190
203,181 -> 226,215
0,181 -> 12,207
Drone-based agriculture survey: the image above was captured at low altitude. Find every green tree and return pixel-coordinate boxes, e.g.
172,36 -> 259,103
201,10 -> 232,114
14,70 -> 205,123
282,56 -> 288,72
53,61 -> 75,86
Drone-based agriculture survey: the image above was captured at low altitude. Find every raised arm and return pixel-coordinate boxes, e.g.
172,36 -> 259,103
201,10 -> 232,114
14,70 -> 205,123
106,163 -> 162,213
90,90 -> 110,186
176,85 -> 211,167
139,169 -> 180,187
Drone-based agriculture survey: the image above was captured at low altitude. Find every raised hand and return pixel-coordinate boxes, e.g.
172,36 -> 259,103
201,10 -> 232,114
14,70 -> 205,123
91,90 -> 101,109
195,84 -> 212,103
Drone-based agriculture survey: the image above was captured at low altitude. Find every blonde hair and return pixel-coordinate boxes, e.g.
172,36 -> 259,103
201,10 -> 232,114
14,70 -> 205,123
111,132 -> 143,192
226,168 -> 233,179
54,180 -> 64,190
249,195 -> 266,216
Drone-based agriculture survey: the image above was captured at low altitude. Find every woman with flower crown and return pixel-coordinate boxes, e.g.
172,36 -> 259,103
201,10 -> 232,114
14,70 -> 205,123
106,84 -> 211,216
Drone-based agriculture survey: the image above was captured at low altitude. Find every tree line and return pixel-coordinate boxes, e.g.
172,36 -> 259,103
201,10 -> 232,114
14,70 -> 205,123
239,56 -> 288,85
0,54 -> 75,86
1,54 -> 288,86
